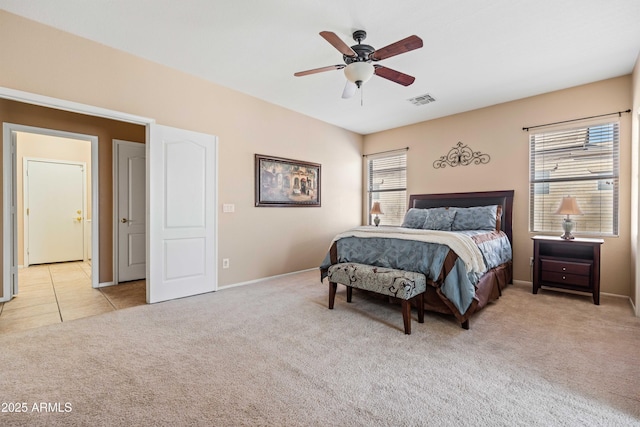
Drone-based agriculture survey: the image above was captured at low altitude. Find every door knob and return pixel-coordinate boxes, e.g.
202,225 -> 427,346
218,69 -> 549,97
76,216 -> 82,222
121,218 -> 129,223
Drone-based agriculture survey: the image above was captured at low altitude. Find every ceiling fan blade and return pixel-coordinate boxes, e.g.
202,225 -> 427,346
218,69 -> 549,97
320,31 -> 357,57
374,65 -> 416,86
342,81 -> 357,99
294,64 -> 345,77
371,35 -> 423,61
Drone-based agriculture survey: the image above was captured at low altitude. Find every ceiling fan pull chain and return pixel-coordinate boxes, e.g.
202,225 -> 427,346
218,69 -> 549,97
361,85 -> 364,107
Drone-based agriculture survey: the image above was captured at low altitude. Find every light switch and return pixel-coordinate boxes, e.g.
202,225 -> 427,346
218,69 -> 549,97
223,204 -> 235,213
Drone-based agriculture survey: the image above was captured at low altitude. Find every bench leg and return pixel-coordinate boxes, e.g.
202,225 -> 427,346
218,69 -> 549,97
416,293 -> 424,324
401,300 -> 411,335
346,286 -> 352,303
328,282 -> 337,309
461,319 -> 469,330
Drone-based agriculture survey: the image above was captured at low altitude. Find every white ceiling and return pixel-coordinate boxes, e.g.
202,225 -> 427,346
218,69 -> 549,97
1,0 -> 639,135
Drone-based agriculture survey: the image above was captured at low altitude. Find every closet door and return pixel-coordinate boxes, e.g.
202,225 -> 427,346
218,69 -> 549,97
115,140 -> 146,282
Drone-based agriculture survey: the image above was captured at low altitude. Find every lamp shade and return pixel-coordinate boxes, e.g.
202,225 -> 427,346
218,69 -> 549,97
344,62 -> 375,86
370,202 -> 383,215
554,196 -> 583,216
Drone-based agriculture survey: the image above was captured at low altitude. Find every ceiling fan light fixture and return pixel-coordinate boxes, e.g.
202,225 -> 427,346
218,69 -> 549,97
344,62 -> 374,87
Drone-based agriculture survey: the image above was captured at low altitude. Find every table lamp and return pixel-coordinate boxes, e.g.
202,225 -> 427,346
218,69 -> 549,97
555,195 -> 583,239
370,202 -> 383,227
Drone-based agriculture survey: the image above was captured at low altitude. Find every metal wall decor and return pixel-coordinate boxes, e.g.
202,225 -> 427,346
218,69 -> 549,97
433,141 -> 490,169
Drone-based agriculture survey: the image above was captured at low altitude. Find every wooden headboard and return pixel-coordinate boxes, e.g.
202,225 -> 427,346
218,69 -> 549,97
408,190 -> 515,246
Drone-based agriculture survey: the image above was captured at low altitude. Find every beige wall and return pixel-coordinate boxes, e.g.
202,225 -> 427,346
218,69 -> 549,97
16,132 -> 92,267
0,11 -> 363,296
364,76 -> 633,297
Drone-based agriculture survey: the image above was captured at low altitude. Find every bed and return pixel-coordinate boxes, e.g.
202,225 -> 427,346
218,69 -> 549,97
320,190 -> 514,329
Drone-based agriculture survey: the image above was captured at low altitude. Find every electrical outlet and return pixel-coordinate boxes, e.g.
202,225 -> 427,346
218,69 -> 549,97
222,258 -> 230,269
530,257 -> 534,266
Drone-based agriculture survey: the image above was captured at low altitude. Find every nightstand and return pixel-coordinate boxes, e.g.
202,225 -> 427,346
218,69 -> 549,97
532,236 -> 604,305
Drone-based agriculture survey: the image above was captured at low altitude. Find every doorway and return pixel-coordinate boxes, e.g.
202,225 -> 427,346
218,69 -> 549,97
1,87 -> 218,309
3,123 -> 99,300
18,131 -> 93,270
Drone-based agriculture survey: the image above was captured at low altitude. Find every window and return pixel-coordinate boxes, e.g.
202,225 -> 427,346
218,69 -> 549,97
529,122 -> 619,236
367,151 -> 407,226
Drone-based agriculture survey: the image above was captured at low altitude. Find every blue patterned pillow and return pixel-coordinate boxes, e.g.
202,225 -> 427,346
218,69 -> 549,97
422,208 -> 456,231
451,205 -> 498,231
401,208 -> 429,229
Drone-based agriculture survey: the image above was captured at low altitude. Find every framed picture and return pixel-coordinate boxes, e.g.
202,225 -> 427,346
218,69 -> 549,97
255,154 -> 321,207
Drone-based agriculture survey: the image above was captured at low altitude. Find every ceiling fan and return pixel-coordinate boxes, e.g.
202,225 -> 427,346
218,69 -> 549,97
294,30 -> 423,99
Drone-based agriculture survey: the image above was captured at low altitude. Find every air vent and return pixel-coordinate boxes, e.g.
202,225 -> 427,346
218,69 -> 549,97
408,93 -> 436,106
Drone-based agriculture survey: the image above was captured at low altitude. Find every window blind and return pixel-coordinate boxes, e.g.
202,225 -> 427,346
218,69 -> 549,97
367,152 -> 407,226
529,122 -> 619,236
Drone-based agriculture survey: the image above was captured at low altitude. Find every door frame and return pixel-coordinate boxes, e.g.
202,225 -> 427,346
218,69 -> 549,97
112,139 -> 146,285
23,156 -> 88,267
0,87 -> 219,306
0,87 -> 153,302
3,123 -> 97,292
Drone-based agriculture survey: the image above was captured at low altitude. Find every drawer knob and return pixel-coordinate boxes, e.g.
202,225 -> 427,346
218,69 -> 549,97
562,267 -> 566,271
562,276 -> 566,280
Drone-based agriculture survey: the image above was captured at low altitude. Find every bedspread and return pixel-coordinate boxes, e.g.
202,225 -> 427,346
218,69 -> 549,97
319,227 -> 512,315
328,226 -> 486,273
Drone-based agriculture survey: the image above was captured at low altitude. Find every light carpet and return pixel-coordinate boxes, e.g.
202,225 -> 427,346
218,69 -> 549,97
0,270 -> 638,426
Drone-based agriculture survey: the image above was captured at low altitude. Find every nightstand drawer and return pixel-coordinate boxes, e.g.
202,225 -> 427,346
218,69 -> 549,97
540,258 -> 591,276
541,270 -> 591,288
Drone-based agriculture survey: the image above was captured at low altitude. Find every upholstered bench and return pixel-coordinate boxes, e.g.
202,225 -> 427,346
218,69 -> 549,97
327,263 -> 426,334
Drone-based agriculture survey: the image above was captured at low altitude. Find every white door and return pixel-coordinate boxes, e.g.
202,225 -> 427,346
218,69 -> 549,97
26,159 -> 85,265
147,125 -> 217,303
116,140 -> 146,282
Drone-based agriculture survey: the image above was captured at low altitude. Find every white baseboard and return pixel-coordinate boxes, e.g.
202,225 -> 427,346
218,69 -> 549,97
97,281 -> 115,288
221,274 -> 636,305
218,268 -> 317,291
600,291 -> 632,300
515,279 -> 633,308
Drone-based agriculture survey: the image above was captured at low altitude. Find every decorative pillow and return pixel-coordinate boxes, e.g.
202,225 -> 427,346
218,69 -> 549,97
451,205 -> 498,231
401,208 -> 429,229
422,208 -> 456,231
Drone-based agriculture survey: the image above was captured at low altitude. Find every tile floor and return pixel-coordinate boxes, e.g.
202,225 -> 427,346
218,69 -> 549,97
0,261 -> 146,334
